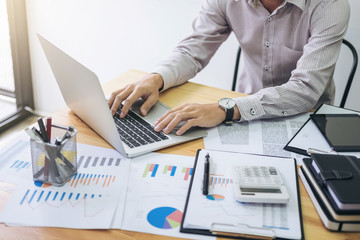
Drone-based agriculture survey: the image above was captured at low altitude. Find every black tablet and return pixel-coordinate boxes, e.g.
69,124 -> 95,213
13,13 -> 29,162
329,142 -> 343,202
310,113 -> 360,152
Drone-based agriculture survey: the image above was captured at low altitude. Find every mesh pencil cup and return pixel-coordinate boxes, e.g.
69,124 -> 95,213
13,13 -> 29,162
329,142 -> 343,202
30,125 -> 78,186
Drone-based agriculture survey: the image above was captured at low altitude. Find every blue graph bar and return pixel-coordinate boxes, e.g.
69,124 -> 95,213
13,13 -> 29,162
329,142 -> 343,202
29,190 -> 37,204
22,162 -> 30,169
91,194 -> 94,199
37,191 -> 44,202
15,160 -> 24,169
45,191 -> 51,201
84,194 -> 87,199
20,189 -> 30,205
53,192 -> 58,201
76,193 -> 80,200
68,193 -> 73,200
190,168 -> 193,176
151,164 -> 159,177
171,166 -> 177,176
60,192 -> 66,201
10,160 -> 19,168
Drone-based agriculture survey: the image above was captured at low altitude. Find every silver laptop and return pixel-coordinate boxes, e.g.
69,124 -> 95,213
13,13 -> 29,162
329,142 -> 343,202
38,34 -> 207,157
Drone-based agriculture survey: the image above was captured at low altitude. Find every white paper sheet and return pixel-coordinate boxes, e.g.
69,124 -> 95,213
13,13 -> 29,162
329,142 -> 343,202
0,141 -> 130,229
204,113 -> 309,160
183,150 -> 302,240
116,152 -> 214,239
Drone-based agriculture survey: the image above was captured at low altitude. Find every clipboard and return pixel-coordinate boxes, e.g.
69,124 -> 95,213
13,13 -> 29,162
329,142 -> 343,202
284,104 -> 360,157
180,149 -> 304,240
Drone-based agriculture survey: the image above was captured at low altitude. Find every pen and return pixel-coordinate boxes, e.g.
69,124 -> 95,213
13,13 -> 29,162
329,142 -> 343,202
37,117 -> 49,143
203,153 -> 210,195
46,117 -> 52,143
31,127 -> 44,142
55,137 -> 75,170
25,127 -> 41,141
60,125 -> 75,143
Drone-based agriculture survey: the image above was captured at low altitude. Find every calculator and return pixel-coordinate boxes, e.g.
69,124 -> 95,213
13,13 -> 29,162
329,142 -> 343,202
232,165 -> 289,204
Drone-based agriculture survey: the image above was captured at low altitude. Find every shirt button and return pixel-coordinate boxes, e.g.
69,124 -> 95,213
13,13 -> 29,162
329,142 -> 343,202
264,65 -> 270,71
265,41 -> 271,47
267,17 -> 272,22
250,108 -> 256,115
282,111 -> 288,116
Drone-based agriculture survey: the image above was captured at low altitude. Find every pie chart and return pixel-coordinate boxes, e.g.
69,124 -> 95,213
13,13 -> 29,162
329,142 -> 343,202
206,194 -> 225,201
34,181 -> 51,188
147,207 -> 183,229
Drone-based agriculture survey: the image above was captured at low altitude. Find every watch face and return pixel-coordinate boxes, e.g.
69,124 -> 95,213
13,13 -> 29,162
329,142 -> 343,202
219,98 -> 235,109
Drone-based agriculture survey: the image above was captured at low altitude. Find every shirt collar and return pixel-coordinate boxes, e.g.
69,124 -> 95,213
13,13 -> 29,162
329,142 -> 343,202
286,0 -> 306,11
244,0 -> 306,12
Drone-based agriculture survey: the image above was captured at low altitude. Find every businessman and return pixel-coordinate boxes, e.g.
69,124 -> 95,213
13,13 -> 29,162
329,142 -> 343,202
108,0 -> 350,135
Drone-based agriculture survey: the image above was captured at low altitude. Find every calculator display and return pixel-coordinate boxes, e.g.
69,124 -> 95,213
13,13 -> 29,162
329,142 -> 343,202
240,187 -> 282,194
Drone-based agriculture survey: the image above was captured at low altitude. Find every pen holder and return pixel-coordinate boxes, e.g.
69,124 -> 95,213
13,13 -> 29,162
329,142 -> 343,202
30,125 -> 78,186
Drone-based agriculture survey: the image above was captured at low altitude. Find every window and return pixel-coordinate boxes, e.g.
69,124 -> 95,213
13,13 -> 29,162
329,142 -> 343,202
0,0 -> 33,131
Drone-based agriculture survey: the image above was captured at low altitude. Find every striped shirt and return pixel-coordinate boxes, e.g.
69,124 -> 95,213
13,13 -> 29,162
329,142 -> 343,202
152,0 -> 350,121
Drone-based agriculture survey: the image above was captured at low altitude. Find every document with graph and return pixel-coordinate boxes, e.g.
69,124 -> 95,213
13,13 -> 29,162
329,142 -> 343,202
114,152 -> 213,239
181,149 -> 304,240
0,136 -> 130,229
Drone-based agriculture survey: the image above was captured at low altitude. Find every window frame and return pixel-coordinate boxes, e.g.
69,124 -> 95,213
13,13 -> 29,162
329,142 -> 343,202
0,0 -> 34,131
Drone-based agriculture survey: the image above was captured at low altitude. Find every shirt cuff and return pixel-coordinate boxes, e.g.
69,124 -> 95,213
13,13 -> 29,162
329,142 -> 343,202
234,95 -> 266,122
150,66 -> 175,93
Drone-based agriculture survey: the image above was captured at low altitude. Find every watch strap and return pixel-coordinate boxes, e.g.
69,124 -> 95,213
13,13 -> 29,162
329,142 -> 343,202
225,107 -> 234,123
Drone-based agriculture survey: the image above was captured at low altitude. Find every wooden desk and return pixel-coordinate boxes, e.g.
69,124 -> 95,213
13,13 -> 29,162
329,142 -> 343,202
1,69 -> 360,240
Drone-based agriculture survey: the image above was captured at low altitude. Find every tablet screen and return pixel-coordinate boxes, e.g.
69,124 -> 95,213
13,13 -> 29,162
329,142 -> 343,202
310,114 -> 360,152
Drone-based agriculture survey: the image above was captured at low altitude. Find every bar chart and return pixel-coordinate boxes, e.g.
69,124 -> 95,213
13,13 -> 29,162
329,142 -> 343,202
9,159 -> 31,172
19,189 -> 103,206
181,167 -> 193,181
68,173 -> 116,188
142,163 -> 159,178
209,175 -> 233,189
142,163 -> 193,181
162,165 -> 177,176
77,155 -> 122,169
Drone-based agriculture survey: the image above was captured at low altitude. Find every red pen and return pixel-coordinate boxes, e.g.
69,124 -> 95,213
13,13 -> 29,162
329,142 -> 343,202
46,117 -> 52,143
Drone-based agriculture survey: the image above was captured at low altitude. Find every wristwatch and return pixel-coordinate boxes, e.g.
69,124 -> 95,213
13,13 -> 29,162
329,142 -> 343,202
218,98 -> 236,124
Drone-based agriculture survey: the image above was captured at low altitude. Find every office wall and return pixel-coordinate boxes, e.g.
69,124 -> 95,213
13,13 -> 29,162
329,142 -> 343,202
26,0 -> 360,115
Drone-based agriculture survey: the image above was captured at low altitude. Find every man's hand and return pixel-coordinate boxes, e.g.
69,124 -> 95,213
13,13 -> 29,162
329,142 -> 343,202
107,73 -> 164,118
154,103 -> 229,136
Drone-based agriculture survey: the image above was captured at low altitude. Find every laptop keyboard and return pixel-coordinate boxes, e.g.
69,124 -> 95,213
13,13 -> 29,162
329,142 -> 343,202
113,107 -> 169,148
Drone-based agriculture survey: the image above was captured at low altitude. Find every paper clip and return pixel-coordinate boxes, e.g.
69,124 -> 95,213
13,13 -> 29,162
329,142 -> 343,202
307,148 -> 339,155
210,223 -> 276,240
